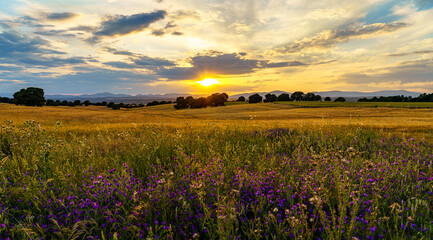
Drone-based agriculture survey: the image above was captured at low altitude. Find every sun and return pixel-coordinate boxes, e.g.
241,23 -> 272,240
197,78 -> 219,87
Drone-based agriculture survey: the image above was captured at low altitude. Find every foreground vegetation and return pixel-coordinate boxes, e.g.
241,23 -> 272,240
1,104 -> 433,239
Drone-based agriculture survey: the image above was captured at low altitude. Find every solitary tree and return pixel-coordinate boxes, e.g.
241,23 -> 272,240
324,96 -> 331,101
237,96 -> 246,102
13,87 -> 45,106
248,93 -> 263,103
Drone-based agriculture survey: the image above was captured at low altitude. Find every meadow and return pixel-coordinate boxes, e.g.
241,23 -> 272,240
1,102 -> 433,239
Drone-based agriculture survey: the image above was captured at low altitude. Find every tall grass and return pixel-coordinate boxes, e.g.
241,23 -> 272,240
1,120 -> 432,239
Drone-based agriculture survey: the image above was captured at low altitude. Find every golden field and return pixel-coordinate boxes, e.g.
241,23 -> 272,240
1,102 -> 433,140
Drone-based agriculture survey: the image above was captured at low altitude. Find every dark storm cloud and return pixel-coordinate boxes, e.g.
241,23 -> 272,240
341,58 -> 433,84
93,10 -> 167,37
271,22 -> 408,55
156,51 -> 306,80
43,12 -> 79,21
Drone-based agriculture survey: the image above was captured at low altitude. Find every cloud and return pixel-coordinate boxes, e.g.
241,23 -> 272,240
340,58 -> 433,84
270,22 -> 408,55
42,12 -> 79,21
150,21 -> 181,36
102,47 -> 174,69
93,10 -> 167,38
170,10 -> 200,20
0,31 -> 64,57
156,51 -> 306,80
34,29 -> 76,37
0,31 -> 96,68
102,46 -> 135,56
131,55 -> 174,67
264,61 -> 306,68
69,25 -> 96,32
387,50 -> 433,57
19,56 -> 87,67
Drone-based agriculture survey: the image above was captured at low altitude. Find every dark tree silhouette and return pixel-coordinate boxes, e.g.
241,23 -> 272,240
324,97 -> 331,101
13,87 -> 45,107
46,99 -> 57,106
0,97 -> 14,104
248,93 -> 263,103
174,97 -> 189,109
190,97 -> 208,108
207,93 -> 228,107
334,97 -> 346,102
237,96 -> 246,102
185,96 -> 195,106
291,91 -> 304,101
265,93 -> 277,102
277,93 -> 291,101
83,100 -> 91,106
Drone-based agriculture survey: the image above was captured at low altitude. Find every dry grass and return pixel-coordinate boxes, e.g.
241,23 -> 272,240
1,103 -> 433,140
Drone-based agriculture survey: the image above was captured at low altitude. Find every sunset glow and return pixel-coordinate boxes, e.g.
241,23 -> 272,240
197,79 -> 219,87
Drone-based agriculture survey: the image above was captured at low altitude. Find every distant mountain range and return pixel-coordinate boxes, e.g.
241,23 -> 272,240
0,90 -> 423,103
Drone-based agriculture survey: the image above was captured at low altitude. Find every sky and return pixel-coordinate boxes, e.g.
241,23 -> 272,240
0,0 -> 433,95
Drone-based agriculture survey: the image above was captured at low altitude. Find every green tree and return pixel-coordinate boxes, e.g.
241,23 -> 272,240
13,87 -> 46,106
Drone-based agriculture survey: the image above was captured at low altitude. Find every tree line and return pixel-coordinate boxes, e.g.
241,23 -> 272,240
0,87 -> 173,110
358,93 -> 433,102
174,93 -> 228,109
239,92 -> 346,103
2,88 -> 433,109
